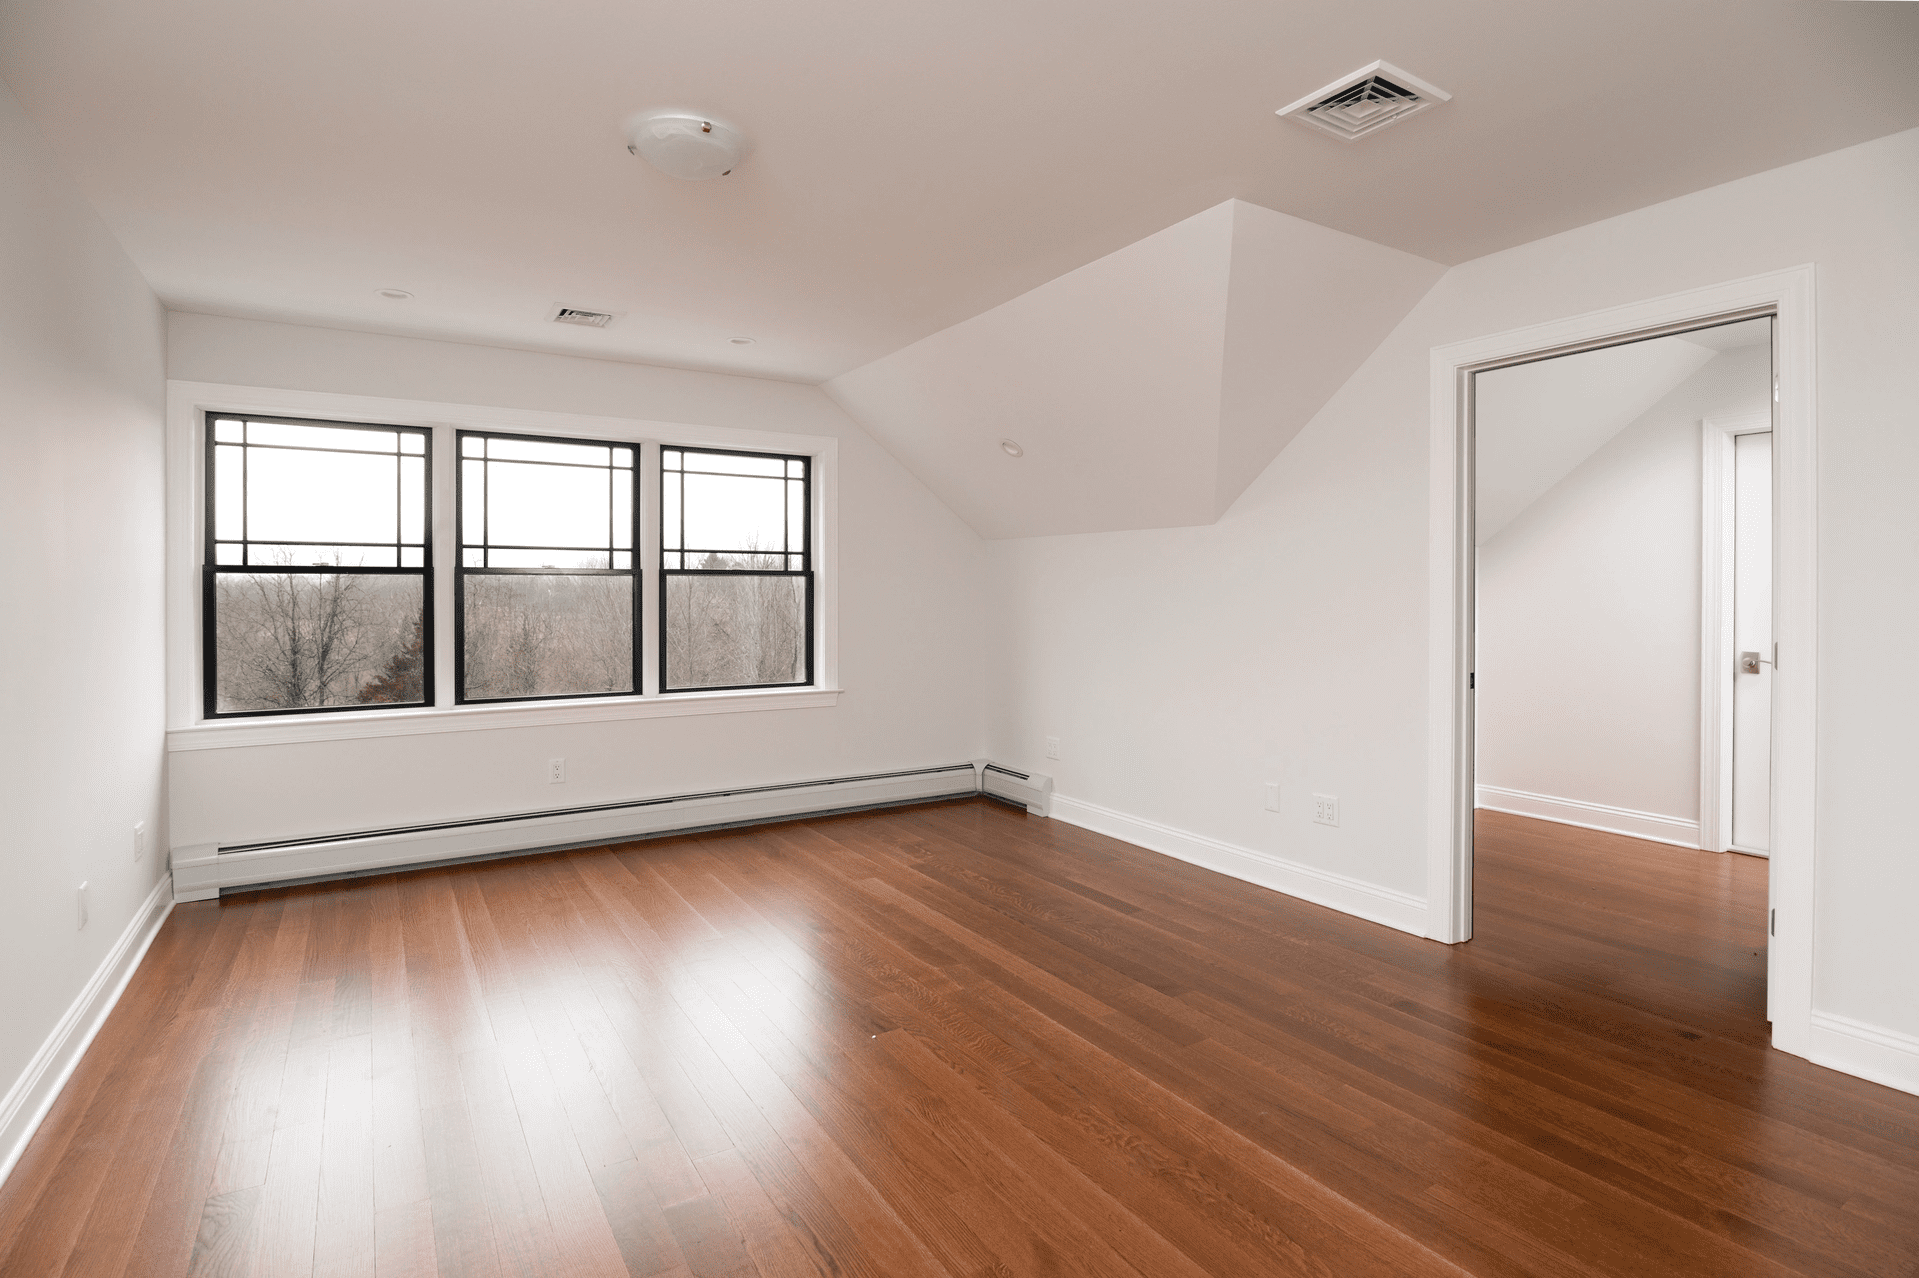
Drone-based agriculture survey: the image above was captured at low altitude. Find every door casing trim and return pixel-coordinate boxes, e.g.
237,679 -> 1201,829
1700,409 -> 1775,861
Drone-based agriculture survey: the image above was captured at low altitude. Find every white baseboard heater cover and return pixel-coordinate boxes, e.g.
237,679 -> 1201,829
980,761 -> 1053,816
171,762 -> 1000,902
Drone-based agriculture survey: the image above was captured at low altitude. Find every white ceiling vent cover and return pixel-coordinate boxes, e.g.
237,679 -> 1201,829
550,306 -> 617,328
1277,60 -> 1451,141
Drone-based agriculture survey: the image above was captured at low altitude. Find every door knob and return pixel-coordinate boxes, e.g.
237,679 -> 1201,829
1739,651 -> 1770,675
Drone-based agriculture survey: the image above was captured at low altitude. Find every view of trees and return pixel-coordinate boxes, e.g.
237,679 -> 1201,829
462,573 -> 633,699
213,556 -> 809,710
212,570 -> 422,712
665,553 -> 807,689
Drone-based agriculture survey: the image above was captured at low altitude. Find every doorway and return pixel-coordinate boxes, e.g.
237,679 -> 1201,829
1467,314 -> 1774,1014
1471,315 -> 1773,867
1427,265 -> 1818,1057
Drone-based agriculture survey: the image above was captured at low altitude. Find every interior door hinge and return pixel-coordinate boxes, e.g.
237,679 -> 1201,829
1469,671 -> 1475,690
1770,908 -> 1776,937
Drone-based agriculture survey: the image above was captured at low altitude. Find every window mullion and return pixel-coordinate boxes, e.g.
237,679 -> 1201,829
639,441 -> 662,697
433,425 -> 459,706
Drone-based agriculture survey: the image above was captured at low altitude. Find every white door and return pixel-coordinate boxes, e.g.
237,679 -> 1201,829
1731,431 -> 1772,855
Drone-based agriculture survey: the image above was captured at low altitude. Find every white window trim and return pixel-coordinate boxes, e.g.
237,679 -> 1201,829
165,380 -> 840,750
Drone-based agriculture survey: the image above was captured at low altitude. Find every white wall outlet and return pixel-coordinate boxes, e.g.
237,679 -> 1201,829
77,882 -> 89,930
1313,793 -> 1340,827
1045,736 -> 1060,760
133,820 -> 147,862
1264,782 -> 1280,813
548,757 -> 566,784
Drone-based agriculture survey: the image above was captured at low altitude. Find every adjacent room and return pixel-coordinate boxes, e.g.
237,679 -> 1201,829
2,2 -> 1917,1274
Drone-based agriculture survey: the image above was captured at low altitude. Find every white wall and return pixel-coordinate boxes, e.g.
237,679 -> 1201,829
0,79 -> 168,1117
988,127 -> 1919,1044
164,314 -> 989,848
1475,346 -> 1771,826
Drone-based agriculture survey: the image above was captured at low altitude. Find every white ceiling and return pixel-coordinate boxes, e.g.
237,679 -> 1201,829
2,0 -> 1915,382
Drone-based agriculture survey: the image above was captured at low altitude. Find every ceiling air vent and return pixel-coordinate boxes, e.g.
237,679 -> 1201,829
550,306 -> 617,328
1277,60 -> 1451,141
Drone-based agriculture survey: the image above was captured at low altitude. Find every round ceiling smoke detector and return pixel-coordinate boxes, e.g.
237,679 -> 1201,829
624,111 -> 745,180
1000,439 -> 1024,458
376,288 -> 414,300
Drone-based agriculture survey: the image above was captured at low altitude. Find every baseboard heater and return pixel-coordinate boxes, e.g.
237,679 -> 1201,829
170,759 -> 1052,902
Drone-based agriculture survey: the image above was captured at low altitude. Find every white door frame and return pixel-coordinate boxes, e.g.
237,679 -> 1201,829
1699,409 -> 1775,859
1425,264 -> 1817,1060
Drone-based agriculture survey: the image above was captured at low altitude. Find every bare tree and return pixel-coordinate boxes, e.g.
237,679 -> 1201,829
463,573 -> 631,699
215,562 -> 413,710
665,551 -> 804,688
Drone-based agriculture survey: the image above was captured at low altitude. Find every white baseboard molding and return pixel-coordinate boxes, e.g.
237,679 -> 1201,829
1806,1011 -> 1919,1098
171,763 -> 984,901
1475,784 -> 1700,849
0,876 -> 173,1188
1050,794 -> 1427,937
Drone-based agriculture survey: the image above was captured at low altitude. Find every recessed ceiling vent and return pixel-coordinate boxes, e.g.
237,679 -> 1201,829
550,306 -> 616,328
1277,60 -> 1451,141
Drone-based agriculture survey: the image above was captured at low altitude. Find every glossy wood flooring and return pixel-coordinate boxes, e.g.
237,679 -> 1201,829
2,800 -> 1915,1277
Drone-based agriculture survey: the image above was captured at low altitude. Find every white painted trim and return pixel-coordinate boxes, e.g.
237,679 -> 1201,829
166,686 -> 843,751
1806,1012 -> 1919,1098
0,878 -> 173,1188
1428,264 -> 1817,1061
1051,795 -> 1428,937
1698,410 -> 1773,856
169,765 -> 979,900
165,380 -> 841,734
1474,785 -> 1699,849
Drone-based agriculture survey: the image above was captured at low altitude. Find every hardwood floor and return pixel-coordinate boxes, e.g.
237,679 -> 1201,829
1,799 -> 1914,1277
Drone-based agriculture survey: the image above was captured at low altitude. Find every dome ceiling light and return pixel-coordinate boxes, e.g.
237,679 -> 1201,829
624,111 -> 746,180
1000,439 -> 1024,458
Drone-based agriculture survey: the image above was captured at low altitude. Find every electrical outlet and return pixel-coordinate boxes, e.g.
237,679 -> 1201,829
1264,782 -> 1280,813
1044,736 -> 1060,760
548,757 -> 566,784
1312,793 -> 1340,827
133,821 -> 147,862
77,882 -> 89,930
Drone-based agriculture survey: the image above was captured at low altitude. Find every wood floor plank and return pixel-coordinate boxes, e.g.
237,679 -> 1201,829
3,799 -> 1916,1278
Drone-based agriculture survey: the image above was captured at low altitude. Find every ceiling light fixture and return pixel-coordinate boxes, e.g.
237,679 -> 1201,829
376,288 -> 414,300
728,336 -> 756,345
1000,439 -> 1024,458
624,111 -> 746,180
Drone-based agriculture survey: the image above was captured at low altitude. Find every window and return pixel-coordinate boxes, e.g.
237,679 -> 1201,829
185,400 -> 829,727
203,413 -> 432,717
661,448 -> 811,691
457,431 -> 639,702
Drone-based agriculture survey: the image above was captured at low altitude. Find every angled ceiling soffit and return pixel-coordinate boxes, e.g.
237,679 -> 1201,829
826,199 -> 1443,540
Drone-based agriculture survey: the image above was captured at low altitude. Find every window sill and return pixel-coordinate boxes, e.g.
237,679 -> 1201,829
165,687 -> 844,752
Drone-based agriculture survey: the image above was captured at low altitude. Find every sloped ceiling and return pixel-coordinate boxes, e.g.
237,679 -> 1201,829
1474,334 -> 1725,544
824,200 -> 1442,539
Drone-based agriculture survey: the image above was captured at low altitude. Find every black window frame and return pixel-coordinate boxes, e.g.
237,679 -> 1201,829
201,411 -> 435,720
454,428 -> 643,706
660,445 -> 814,694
